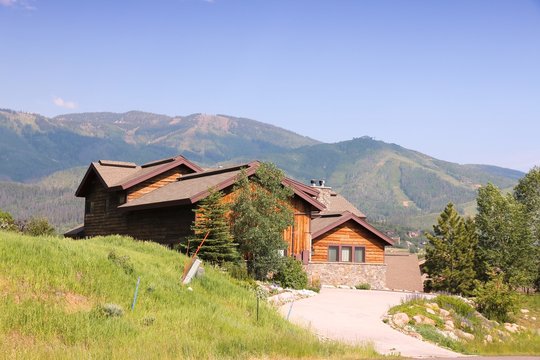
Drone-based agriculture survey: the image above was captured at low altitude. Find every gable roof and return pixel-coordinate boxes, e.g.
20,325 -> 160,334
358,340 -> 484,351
118,162 -> 259,210
311,211 -> 394,246
75,155 -> 203,197
118,161 -> 326,211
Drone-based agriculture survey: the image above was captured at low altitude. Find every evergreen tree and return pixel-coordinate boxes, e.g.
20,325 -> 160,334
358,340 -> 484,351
424,203 -> 477,295
230,162 -> 294,280
476,183 -> 536,288
514,167 -> 540,290
182,189 -> 239,265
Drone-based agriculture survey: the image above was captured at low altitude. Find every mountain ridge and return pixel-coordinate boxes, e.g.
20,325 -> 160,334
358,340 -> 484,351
0,108 -> 525,231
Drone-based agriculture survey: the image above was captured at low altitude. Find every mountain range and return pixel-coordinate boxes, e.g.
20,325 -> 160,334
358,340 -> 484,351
0,108 -> 524,232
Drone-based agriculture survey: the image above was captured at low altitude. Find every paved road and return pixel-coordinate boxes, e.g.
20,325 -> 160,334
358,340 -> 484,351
280,288 -> 464,358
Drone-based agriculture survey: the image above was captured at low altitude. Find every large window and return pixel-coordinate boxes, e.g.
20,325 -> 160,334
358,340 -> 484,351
327,245 -> 366,263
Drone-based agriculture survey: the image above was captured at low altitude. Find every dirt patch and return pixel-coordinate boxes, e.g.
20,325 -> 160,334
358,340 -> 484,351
60,292 -> 93,313
3,331 -> 37,348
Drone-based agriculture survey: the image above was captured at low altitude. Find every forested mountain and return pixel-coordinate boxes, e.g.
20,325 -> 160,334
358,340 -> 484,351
0,109 -> 525,231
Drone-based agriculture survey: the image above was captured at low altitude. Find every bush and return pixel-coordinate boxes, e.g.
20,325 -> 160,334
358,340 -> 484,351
108,250 -> 134,275
307,277 -> 321,293
435,295 -> 475,318
274,257 -> 308,290
99,303 -> 124,317
0,209 -> 16,231
474,274 -> 519,322
355,283 -> 371,290
24,217 -> 55,236
223,261 -> 251,281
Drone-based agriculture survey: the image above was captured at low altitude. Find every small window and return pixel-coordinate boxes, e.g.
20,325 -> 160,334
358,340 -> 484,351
354,247 -> 366,263
118,193 -> 126,205
341,246 -> 352,262
328,246 -> 339,262
85,199 -> 94,215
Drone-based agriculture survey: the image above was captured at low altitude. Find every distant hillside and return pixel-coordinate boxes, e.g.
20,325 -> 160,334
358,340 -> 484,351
0,109 -> 525,231
53,111 -> 320,163
243,137 -> 522,228
0,167 -> 85,232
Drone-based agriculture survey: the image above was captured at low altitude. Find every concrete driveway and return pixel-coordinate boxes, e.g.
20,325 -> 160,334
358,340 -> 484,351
280,288 -> 463,358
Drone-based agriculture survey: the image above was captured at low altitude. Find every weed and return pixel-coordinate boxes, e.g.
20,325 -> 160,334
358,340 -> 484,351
355,283 -> 371,290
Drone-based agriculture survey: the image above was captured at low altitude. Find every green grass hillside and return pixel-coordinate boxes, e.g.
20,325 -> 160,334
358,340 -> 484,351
0,231 -> 378,359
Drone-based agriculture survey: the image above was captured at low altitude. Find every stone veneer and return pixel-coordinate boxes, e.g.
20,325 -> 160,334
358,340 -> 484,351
305,262 -> 387,290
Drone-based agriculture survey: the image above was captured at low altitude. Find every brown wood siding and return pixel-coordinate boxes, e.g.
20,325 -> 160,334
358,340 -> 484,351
84,175 -> 194,246
127,166 -> 192,201
311,221 -> 385,263
84,180 -> 129,237
283,196 -> 311,255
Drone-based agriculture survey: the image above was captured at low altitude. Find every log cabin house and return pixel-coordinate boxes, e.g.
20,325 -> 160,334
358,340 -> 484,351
66,155 -> 394,288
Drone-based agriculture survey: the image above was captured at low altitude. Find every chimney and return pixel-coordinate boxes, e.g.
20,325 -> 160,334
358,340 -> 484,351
319,179 -> 325,187
310,179 -> 317,187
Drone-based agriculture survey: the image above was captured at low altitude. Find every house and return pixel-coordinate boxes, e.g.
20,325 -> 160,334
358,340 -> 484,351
67,155 -> 395,289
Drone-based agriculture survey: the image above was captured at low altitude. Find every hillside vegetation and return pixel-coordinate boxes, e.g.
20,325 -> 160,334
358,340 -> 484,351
0,231 -> 377,359
0,109 -> 524,230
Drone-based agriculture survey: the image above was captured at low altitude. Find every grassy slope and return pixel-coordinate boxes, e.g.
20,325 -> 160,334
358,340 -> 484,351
0,232 -> 379,359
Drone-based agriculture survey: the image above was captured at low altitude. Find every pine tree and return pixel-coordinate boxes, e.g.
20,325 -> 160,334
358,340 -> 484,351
424,203 -> 477,295
230,162 -> 294,280
183,189 -> 239,265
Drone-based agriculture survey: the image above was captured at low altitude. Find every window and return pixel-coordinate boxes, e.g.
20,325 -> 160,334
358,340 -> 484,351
328,246 -> 339,262
327,245 -> 366,263
85,199 -> 94,215
354,247 -> 366,263
118,192 -> 126,205
341,246 -> 352,262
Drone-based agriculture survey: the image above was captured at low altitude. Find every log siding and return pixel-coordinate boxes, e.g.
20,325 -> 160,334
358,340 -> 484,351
311,221 -> 385,264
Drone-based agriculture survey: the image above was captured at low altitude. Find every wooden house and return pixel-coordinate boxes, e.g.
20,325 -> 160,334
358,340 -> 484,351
67,155 -> 394,288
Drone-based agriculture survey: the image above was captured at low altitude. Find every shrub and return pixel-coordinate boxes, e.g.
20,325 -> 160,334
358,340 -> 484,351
355,283 -> 371,290
99,303 -> 124,317
0,209 -> 16,231
307,277 -> 321,293
24,217 -> 55,236
435,295 -> 475,318
274,257 -> 308,290
474,274 -> 519,322
223,261 -> 251,281
108,250 -> 134,275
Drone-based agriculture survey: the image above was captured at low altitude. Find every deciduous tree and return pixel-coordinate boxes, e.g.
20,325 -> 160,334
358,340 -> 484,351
230,162 -> 294,280
476,183 -> 536,289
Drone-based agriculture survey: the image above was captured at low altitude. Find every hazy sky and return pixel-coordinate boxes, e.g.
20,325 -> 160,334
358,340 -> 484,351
1,1 -> 539,171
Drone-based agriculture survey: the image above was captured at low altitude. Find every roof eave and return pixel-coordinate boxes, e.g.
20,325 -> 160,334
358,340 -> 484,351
312,212 -> 394,246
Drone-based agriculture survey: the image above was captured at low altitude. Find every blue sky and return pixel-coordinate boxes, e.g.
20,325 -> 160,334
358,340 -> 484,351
1,0 -> 539,171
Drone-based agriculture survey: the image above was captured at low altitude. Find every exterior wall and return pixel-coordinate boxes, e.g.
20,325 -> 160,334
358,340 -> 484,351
125,206 -> 194,245
311,221 -> 385,263
283,196 -> 311,256
306,262 -> 387,289
84,180 -> 129,237
84,167 -> 195,246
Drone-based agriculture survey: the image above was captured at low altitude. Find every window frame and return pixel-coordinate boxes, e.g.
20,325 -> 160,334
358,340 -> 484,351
327,244 -> 367,263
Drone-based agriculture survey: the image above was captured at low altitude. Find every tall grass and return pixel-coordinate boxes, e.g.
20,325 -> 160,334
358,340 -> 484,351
0,231 -> 380,359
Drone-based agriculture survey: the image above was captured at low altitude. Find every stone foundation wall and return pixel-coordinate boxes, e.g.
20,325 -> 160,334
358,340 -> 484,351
305,262 -> 387,290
